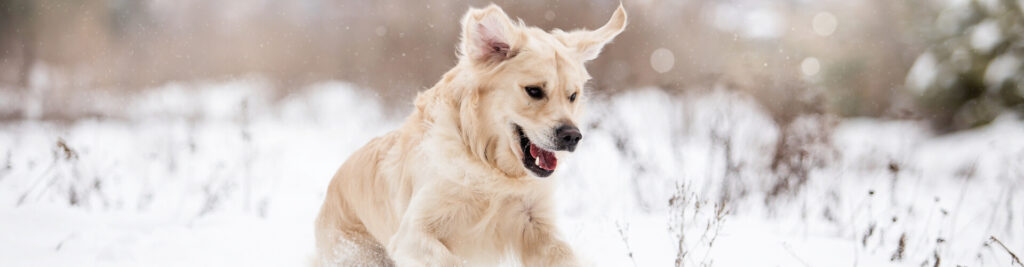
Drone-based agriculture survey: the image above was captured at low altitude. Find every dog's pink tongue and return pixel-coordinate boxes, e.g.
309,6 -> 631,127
529,144 -> 557,170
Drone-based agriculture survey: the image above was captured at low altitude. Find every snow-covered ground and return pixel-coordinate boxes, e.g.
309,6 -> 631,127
1,79 -> 1022,266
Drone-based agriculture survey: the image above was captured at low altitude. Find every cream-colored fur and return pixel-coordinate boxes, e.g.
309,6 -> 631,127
314,4 -> 626,266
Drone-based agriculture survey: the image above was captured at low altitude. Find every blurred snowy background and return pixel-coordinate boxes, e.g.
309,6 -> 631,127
1,0 -> 1023,266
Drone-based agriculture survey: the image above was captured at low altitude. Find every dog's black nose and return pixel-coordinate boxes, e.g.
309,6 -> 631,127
555,124 -> 582,152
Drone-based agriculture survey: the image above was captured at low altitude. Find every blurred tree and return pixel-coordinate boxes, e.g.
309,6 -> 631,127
0,0 -> 35,88
907,0 -> 1024,131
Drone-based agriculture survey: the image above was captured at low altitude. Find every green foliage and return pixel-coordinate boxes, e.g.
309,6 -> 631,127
908,0 -> 1024,130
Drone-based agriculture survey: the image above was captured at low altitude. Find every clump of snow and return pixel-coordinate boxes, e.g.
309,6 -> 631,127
906,51 -> 939,94
970,20 -> 1002,54
984,54 -> 1021,91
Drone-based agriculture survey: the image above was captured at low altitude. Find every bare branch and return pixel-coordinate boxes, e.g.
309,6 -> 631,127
990,236 -> 1024,267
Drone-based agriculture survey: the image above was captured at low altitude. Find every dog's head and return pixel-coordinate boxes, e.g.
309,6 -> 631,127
453,4 -> 626,178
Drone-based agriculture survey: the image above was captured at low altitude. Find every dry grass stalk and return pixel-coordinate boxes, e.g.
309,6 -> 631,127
989,236 -> 1024,267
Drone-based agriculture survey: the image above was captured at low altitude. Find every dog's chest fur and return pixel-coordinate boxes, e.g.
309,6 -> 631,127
402,125 -> 557,261
429,182 -> 553,263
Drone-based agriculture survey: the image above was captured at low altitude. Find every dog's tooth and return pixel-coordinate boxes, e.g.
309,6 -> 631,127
535,157 -> 541,167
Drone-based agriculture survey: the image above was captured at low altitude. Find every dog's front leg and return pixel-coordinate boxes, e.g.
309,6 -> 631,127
387,192 -> 464,267
387,226 -> 462,267
518,219 -> 580,267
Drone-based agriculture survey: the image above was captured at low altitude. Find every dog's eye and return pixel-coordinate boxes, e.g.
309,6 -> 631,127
569,92 -> 578,102
524,86 -> 544,99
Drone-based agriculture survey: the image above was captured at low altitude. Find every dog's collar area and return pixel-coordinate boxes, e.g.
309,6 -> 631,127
514,124 -> 555,178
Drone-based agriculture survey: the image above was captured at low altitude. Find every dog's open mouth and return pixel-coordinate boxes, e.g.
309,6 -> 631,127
515,125 -> 556,177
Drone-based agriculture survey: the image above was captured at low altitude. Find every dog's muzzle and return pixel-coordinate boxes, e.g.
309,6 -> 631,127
554,124 -> 582,152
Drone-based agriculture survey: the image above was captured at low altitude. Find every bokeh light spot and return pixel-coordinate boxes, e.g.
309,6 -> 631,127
812,12 -> 838,37
801,57 -> 821,76
650,48 -> 675,74
544,10 -> 556,21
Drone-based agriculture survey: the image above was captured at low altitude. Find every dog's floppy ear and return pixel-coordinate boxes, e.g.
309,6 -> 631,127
460,4 -> 520,64
554,4 -> 627,62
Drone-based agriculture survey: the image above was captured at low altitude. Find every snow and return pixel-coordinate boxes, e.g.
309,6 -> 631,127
706,4 -> 784,40
744,9 -> 783,39
970,20 -> 1002,54
906,51 -> 939,95
2,80 -> 1023,266
709,4 -> 742,32
984,54 -> 1021,91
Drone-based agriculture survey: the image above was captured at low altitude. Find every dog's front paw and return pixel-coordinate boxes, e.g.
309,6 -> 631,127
520,240 -> 581,267
388,235 -> 465,267
391,254 -> 464,267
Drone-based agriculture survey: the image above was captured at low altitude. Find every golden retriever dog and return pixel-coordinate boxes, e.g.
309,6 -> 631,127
315,4 -> 626,266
